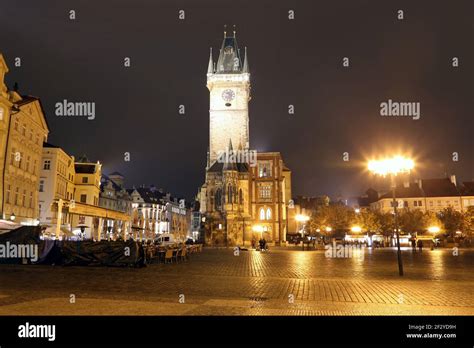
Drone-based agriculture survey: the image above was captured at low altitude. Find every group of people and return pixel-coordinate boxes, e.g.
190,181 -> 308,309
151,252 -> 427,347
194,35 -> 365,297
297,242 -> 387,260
251,238 -> 268,251
411,238 -> 428,252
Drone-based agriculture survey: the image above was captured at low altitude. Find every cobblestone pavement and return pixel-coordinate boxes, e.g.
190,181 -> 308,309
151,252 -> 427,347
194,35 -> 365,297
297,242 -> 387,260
0,248 -> 472,315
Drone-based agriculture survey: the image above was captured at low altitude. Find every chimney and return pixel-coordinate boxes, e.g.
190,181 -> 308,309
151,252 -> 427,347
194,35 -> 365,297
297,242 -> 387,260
450,174 -> 457,186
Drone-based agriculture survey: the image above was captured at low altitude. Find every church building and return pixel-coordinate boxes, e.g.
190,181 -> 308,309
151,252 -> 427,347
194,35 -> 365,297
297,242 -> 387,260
198,30 -> 292,247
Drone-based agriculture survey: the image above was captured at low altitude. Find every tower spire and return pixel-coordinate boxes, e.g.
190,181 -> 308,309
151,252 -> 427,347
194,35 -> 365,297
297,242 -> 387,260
223,139 -> 237,172
242,47 -> 249,73
216,27 -> 242,73
207,47 -> 213,74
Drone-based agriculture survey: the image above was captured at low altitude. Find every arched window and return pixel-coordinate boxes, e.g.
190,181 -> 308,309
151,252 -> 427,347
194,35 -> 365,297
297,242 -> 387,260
259,208 -> 265,220
266,208 -> 272,220
215,189 -> 222,210
227,184 -> 233,203
239,189 -> 243,205
233,185 -> 238,203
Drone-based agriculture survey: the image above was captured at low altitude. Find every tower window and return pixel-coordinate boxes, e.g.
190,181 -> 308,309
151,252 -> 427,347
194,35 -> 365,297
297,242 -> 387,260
266,208 -> 272,220
258,162 -> 272,178
227,184 -> 233,203
259,208 -> 265,220
259,184 -> 272,199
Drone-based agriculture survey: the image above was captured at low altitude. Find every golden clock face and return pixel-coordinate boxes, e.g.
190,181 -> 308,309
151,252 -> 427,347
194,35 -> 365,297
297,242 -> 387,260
222,89 -> 235,102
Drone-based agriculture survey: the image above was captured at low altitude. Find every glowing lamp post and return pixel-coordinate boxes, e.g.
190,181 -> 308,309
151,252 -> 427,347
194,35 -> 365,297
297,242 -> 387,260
368,156 -> 414,276
351,226 -> 362,233
295,214 -> 309,250
428,226 -> 440,234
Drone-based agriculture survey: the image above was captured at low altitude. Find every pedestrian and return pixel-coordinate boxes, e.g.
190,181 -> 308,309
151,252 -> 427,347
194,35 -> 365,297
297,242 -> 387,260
251,237 -> 256,249
411,238 -> 416,253
417,239 -> 423,252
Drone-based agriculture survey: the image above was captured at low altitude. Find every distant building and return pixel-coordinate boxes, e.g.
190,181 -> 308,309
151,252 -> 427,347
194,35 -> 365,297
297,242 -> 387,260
99,172 -> 132,214
128,186 -> 191,242
38,143 -> 75,236
348,188 -> 379,211
99,172 -> 132,239
71,155 -> 101,239
370,176 -> 474,213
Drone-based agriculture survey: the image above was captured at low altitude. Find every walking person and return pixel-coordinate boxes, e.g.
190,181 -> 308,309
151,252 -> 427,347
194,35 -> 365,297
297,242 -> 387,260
411,238 -> 416,253
417,239 -> 423,253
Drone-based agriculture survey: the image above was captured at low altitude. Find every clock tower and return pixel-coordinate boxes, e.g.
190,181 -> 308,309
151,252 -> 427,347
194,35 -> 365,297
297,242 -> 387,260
207,29 -> 250,165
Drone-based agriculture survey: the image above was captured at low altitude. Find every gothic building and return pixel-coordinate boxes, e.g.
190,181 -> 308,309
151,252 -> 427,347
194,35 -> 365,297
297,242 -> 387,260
198,30 -> 292,246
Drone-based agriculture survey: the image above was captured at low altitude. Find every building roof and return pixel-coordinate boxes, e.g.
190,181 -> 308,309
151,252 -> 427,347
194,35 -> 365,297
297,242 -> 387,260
100,174 -> 122,192
16,95 -> 50,133
76,154 -> 92,163
460,182 -> 474,196
134,187 -> 166,204
421,178 -> 459,197
108,171 -> 124,177
208,161 -> 249,173
377,178 -> 461,200
43,142 -> 59,148
380,183 -> 424,199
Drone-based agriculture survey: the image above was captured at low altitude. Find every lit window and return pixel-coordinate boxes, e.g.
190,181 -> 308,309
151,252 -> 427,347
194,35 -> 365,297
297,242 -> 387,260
259,185 -> 271,199
259,208 -> 265,220
266,208 -> 272,220
258,162 -> 272,178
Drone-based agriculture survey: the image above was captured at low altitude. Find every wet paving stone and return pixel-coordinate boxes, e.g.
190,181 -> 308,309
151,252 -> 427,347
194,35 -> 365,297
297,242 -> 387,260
0,248 -> 472,315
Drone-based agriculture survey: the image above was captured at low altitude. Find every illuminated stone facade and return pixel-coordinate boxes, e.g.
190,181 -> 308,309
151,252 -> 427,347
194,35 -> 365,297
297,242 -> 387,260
199,32 -> 292,246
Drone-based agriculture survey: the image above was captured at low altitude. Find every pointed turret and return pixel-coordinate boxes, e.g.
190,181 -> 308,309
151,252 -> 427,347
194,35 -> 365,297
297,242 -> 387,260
207,47 -> 213,74
242,47 -> 249,73
216,26 -> 242,74
223,139 -> 237,171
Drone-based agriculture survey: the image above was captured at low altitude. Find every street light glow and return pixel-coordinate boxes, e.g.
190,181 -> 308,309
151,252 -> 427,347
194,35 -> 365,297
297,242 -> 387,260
368,156 -> 415,176
428,226 -> 440,233
351,226 -> 362,233
325,227 -> 332,232
295,214 -> 309,222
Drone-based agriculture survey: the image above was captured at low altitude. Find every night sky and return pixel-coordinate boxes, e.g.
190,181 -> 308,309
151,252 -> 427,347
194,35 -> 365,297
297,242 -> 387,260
0,0 -> 472,201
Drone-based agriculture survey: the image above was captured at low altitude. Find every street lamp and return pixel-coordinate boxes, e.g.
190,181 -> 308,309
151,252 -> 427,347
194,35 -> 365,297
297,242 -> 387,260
368,155 -> 414,276
428,226 -> 440,234
10,213 -> 16,221
295,214 -> 309,250
351,226 -> 362,233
